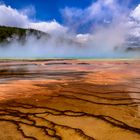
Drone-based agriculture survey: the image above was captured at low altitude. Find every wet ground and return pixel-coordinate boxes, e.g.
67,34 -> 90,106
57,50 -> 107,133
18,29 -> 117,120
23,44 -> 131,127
0,59 -> 140,140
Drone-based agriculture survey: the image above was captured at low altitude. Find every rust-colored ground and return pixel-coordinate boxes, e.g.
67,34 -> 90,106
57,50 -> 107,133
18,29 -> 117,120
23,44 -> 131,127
0,59 -> 140,140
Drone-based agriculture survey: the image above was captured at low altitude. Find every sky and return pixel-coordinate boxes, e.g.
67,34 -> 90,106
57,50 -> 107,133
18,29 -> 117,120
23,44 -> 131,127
0,0 -> 140,34
1,0 -> 139,22
1,0 -> 93,22
0,0 -> 140,58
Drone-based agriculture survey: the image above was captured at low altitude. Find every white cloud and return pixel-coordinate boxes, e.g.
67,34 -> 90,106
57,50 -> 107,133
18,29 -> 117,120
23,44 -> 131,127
61,0 -> 127,33
131,4 -> 140,21
30,21 -> 68,35
76,34 -> 92,43
128,4 -> 140,37
0,4 -> 29,27
0,4 -> 67,35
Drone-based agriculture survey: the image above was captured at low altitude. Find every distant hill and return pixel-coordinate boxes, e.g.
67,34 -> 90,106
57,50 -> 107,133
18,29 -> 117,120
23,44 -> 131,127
124,36 -> 140,52
0,26 -> 49,43
0,26 -> 139,53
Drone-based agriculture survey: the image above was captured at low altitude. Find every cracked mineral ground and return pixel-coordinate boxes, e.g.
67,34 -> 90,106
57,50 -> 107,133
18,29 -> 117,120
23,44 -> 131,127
0,59 -> 140,140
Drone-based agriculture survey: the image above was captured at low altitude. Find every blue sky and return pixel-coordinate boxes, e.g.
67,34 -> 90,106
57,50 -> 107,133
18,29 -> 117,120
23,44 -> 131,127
2,0 -> 93,22
2,0 -> 140,23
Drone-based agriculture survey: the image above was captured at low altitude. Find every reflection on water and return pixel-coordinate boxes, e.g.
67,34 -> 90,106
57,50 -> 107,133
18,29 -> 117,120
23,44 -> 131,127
0,62 -> 89,81
0,65 -> 36,81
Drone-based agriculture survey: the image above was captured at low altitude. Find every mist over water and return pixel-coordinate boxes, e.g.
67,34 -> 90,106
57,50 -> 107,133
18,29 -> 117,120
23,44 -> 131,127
0,32 -> 138,59
0,0 -> 139,59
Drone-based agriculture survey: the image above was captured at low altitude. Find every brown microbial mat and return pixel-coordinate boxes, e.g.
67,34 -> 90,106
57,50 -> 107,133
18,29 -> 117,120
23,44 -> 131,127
0,59 -> 140,140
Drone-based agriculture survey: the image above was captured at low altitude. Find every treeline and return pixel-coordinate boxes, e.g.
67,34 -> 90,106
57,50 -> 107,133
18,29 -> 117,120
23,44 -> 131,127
0,26 -> 48,43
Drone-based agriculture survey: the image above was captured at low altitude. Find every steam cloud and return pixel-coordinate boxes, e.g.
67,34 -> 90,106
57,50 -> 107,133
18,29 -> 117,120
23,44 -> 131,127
0,0 -> 140,58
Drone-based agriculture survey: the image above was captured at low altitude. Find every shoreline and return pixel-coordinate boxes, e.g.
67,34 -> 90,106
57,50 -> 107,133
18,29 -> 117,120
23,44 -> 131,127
0,58 -> 139,61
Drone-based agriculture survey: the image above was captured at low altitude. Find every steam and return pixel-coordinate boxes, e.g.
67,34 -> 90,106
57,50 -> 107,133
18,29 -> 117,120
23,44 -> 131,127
0,0 -> 140,58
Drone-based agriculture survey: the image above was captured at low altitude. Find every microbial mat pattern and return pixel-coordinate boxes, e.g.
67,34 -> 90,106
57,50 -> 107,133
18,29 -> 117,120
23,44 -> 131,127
0,60 -> 139,140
